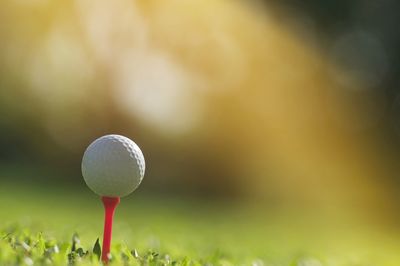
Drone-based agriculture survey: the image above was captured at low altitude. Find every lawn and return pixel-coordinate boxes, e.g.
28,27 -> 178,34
0,175 -> 400,265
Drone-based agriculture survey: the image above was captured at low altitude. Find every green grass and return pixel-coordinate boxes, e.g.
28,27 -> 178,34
0,177 -> 400,265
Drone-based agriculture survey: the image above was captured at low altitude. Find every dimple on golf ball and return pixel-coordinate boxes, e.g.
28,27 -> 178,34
81,134 -> 145,197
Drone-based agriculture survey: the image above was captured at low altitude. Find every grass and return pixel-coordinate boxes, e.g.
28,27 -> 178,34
0,175 -> 400,265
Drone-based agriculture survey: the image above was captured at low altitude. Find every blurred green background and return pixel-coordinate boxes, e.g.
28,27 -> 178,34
2,0 -> 400,264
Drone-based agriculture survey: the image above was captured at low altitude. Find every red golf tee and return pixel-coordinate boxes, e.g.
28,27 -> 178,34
101,196 -> 120,263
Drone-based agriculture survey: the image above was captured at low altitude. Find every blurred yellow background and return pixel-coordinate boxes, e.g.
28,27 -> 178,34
1,0 -> 399,224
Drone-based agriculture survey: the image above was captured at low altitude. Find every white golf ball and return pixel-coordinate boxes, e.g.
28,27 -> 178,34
81,134 -> 145,197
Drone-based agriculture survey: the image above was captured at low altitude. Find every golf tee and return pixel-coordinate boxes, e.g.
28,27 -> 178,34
101,196 -> 120,263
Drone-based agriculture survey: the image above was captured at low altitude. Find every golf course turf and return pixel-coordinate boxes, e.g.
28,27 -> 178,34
0,177 -> 400,266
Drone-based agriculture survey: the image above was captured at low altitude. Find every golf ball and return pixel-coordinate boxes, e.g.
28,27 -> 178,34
82,134 -> 145,197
